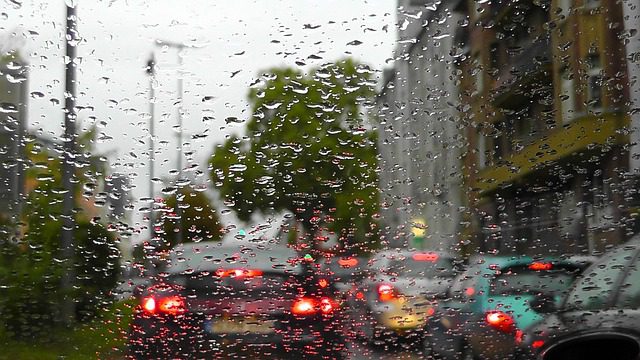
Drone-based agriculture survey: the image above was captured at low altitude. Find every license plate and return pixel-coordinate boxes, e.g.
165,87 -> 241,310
207,317 -> 275,334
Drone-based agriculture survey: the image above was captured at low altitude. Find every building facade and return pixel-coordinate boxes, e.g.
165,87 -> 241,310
459,0 -> 633,256
376,1 -> 464,251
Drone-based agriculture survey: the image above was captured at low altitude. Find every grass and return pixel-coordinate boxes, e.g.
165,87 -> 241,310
0,299 -> 136,360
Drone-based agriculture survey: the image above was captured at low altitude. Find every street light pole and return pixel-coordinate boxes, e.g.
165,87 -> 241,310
61,2 -> 78,326
146,54 -> 156,243
175,47 -> 184,245
154,40 -> 185,244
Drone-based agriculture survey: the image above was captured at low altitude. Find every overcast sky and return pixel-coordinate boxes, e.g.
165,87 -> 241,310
1,0 -> 397,243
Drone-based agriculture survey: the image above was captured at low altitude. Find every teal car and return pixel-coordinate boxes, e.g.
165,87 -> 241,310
422,256 -> 593,360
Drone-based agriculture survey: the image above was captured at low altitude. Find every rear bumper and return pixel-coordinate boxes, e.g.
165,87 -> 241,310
127,311 -> 344,357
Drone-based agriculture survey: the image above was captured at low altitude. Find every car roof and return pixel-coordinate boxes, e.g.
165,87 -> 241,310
465,255 -> 595,273
166,241 -> 303,275
372,249 -> 456,260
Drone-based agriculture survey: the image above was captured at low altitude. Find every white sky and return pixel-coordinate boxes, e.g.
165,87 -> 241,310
1,0 -> 397,244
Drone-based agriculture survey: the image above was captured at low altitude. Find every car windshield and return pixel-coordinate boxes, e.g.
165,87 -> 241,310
3,1 -> 640,358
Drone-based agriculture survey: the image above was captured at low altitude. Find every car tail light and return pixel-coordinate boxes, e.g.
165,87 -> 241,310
532,340 -> 545,349
142,295 -> 186,315
291,297 -> 339,316
215,268 -> 263,278
485,310 -> 515,333
319,297 -> 337,314
412,252 -> 439,261
142,297 -> 156,313
377,284 -> 397,302
292,297 -> 317,316
528,262 -> 553,271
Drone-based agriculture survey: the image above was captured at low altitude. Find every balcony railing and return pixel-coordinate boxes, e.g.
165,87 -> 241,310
493,37 -> 552,101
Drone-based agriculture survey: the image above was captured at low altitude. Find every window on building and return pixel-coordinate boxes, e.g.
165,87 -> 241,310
561,64 -> 576,124
477,133 -> 487,169
489,43 -> 500,78
473,53 -> 484,95
557,0 -> 572,21
586,53 -> 603,110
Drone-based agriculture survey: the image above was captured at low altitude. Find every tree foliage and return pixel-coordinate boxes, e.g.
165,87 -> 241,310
0,131 -> 120,339
158,187 -> 223,250
209,59 -> 380,253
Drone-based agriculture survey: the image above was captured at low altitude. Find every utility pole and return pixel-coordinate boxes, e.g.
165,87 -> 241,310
155,40 -> 185,245
175,47 -> 184,245
146,54 -> 156,243
60,2 -> 78,326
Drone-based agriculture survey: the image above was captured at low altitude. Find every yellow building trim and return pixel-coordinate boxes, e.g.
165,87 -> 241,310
474,113 -> 628,194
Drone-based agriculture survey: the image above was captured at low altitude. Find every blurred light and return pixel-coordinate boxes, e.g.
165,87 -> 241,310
319,297 -> 337,314
338,257 -> 358,268
318,278 -> 329,288
485,310 -> 515,333
377,284 -> 396,302
158,295 -> 186,315
142,297 -> 156,313
292,297 -> 316,316
515,329 -> 524,344
465,287 -> 476,296
532,340 -> 545,349
529,262 -> 553,271
412,252 -> 439,262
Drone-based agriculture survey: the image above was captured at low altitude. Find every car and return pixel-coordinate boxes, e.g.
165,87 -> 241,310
514,237 -> 640,360
320,255 -> 368,297
346,249 -> 460,344
127,241 -> 345,359
422,255 -> 594,360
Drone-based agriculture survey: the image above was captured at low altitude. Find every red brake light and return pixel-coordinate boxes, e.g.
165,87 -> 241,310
142,297 -> 156,313
515,329 -> 524,344
465,287 -> 476,296
412,252 -> 439,262
485,310 -> 515,333
528,262 -> 553,271
532,340 -> 545,349
158,295 -> 187,315
319,297 -> 337,314
291,297 -> 338,316
378,284 -> 396,302
318,278 -> 329,288
142,295 -> 186,315
338,257 -> 359,268
292,297 -> 317,316
215,268 -> 264,278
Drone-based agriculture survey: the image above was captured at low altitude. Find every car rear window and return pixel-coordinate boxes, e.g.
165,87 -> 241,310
489,264 -> 581,296
389,257 -> 457,278
168,271 -> 300,297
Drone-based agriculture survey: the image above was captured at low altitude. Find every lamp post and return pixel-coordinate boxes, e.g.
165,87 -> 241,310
60,1 -> 78,326
154,40 -> 186,245
146,54 -> 156,244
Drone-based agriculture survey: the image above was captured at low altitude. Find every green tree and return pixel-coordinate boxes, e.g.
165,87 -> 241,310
0,130 -> 120,339
159,187 -> 223,250
209,59 -> 379,254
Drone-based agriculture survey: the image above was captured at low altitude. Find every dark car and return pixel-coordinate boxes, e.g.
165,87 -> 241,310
127,242 -> 345,359
515,237 -> 640,360
346,249 -> 460,344
320,255 -> 368,297
422,255 -> 593,360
